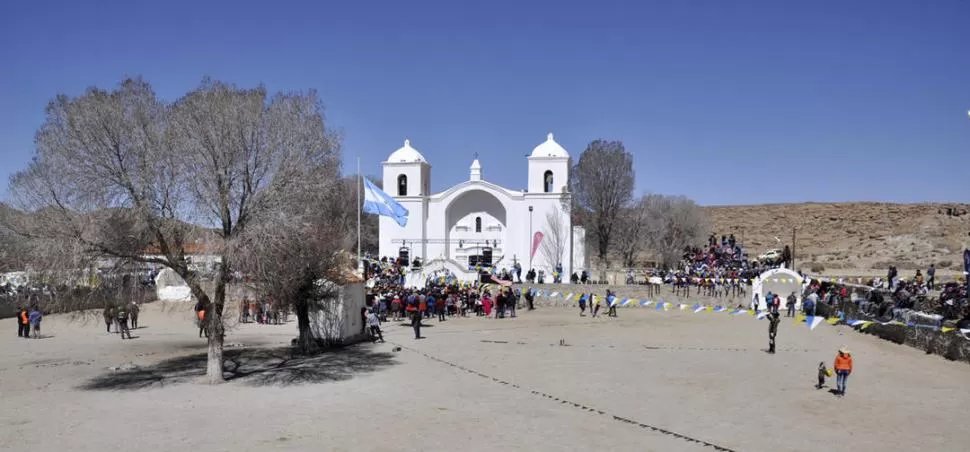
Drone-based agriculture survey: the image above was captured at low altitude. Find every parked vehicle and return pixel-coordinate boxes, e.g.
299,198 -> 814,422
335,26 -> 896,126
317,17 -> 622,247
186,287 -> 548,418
758,249 -> 783,263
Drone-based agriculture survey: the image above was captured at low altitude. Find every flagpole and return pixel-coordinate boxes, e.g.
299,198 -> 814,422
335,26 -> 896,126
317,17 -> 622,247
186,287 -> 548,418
357,156 -> 362,269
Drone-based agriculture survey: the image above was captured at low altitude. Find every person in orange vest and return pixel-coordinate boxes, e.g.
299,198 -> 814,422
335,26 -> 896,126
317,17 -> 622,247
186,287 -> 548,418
833,347 -> 853,396
18,306 -> 30,338
195,299 -> 208,338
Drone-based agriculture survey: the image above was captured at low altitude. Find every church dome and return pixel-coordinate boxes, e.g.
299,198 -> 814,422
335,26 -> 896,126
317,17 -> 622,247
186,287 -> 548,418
529,133 -> 569,158
387,139 -> 427,163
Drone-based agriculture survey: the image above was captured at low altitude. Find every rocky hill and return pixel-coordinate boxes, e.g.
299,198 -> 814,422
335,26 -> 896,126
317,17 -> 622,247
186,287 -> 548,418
705,202 -> 970,275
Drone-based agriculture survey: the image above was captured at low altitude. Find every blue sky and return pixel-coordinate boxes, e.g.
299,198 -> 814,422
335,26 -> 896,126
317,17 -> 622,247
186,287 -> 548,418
1,0 -> 968,205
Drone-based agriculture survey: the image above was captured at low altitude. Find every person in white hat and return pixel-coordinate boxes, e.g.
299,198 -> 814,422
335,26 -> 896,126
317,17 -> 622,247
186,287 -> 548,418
833,347 -> 853,396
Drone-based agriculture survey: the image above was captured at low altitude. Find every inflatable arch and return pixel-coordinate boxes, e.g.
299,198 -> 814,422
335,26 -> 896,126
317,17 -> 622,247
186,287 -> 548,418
751,267 -> 807,311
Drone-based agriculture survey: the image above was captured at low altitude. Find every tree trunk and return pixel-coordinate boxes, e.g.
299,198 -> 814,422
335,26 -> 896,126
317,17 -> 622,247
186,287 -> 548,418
206,321 -> 224,383
205,264 -> 229,384
294,299 -> 319,355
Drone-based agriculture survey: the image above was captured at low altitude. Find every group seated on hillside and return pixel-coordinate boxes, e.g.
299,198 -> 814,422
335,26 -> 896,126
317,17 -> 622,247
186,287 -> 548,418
858,276 -> 968,322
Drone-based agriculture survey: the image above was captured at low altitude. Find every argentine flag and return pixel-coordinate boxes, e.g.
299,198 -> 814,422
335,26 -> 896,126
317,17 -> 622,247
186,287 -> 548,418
362,178 -> 409,226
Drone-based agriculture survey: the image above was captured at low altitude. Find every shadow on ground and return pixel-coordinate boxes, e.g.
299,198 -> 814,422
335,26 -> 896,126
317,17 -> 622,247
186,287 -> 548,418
79,344 -> 397,390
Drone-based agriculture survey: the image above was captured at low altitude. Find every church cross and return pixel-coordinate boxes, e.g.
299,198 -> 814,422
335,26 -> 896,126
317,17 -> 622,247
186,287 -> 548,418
474,152 -> 479,159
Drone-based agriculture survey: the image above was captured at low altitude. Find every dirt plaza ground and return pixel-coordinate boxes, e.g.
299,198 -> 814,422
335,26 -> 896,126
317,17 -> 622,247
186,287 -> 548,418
2,299 -> 970,452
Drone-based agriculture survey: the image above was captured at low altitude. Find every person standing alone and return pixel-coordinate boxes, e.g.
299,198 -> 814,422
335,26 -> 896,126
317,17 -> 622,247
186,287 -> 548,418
767,312 -> 780,353
411,305 -> 422,339
833,347 -> 853,396
116,305 -> 132,340
786,292 -> 797,317
927,264 -> 936,290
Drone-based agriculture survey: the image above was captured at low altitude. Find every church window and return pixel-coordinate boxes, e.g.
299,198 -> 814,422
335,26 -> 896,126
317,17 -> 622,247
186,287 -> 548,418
543,170 -> 554,193
475,217 -> 482,233
397,174 -> 408,196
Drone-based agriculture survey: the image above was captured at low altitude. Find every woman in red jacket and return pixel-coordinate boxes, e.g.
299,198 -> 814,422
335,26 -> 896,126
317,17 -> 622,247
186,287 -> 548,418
833,347 -> 853,396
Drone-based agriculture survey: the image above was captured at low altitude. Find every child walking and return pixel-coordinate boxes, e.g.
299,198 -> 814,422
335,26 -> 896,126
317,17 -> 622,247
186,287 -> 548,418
367,310 -> 384,343
816,361 -> 829,389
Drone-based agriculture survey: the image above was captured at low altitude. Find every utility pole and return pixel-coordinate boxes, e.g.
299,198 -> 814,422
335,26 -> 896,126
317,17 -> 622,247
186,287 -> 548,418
528,205 -> 534,271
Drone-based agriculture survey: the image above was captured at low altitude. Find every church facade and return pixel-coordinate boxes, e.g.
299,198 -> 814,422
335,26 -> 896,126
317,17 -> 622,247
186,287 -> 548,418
378,133 -> 587,282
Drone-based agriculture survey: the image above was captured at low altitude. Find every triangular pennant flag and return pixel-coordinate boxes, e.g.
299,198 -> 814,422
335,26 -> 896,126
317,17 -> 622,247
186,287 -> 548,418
655,302 -> 664,311
941,327 -> 956,333
565,293 -> 573,300
693,305 -> 705,313
826,317 -> 841,325
549,292 -> 559,298
860,322 -> 874,330
848,320 -> 867,327
679,304 -> 688,310
807,316 -> 824,330
705,306 -> 714,312
732,309 -> 748,316
756,311 -> 769,320
640,300 -> 652,307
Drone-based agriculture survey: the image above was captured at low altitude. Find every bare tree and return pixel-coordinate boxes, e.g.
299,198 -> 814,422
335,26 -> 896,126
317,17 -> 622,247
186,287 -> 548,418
7,78 -> 340,383
612,196 -> 650,268
232,172 -> 351,354
0,204 -> 30,273
539,207 -> 569,272
640,195 -> 710,269
570,140 -> 634,267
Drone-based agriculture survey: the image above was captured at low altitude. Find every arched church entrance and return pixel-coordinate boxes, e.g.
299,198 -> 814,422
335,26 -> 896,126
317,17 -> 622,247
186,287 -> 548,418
444,189 -> 508,270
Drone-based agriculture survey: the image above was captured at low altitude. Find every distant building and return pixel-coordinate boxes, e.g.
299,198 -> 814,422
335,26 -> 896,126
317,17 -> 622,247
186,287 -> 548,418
378,133 -> 587,282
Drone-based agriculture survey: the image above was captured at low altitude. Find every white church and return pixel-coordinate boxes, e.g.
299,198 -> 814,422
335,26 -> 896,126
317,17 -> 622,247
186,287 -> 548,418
377,133 -> 587,283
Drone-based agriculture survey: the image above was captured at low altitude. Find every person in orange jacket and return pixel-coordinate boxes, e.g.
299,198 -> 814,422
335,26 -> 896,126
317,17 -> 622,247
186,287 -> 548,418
18,306 -> 30,338
833,347 -> 853,396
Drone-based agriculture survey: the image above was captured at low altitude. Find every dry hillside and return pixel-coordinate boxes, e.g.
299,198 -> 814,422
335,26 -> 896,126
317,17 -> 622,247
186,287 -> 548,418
705,202 -> 970,274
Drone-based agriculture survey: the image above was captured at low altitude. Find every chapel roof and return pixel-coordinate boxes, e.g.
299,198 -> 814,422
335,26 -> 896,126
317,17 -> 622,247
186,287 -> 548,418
529,133 -> 569,158
386,139 -> 428,163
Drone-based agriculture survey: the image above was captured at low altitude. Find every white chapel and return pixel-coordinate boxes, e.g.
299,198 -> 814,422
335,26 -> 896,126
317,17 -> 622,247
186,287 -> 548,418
377,133 -> 587,283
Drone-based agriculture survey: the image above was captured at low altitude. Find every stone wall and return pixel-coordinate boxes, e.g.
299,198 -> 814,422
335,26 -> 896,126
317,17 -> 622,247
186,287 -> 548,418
854,323 -> 970,365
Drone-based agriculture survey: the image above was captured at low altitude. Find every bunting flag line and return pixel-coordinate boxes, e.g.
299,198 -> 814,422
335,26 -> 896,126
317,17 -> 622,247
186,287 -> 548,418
807,316 -> 825,330
522,287 -> 970,340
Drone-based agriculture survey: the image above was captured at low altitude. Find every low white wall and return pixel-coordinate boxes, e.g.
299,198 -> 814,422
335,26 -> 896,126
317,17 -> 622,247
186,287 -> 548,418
310,282 -> 367,345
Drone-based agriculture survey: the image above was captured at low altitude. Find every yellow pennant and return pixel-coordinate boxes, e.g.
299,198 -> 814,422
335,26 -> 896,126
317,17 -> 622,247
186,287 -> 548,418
860,322 -> 874,330
705,306 -> 714,312
826,317 -> 840,325
942,327 -> 956,333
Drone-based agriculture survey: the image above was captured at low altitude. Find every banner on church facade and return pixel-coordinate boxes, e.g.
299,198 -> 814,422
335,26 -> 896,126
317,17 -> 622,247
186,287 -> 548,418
531,232 -> 544,259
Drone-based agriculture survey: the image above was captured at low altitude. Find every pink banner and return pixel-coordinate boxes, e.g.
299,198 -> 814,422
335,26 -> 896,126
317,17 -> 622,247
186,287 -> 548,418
531,231 -> 544,259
